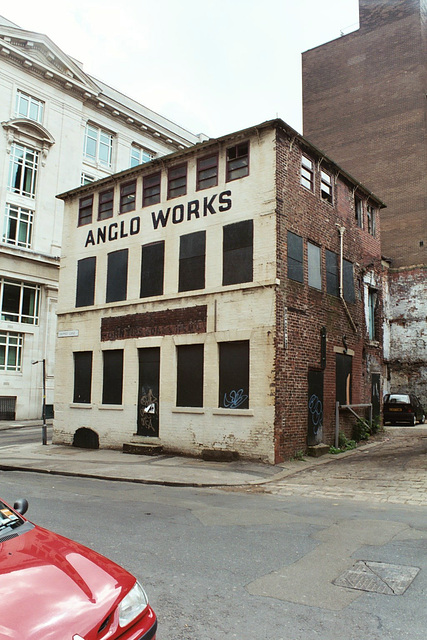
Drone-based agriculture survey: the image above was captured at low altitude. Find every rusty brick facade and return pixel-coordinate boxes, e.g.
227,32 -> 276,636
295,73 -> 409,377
302,0 -> 427,407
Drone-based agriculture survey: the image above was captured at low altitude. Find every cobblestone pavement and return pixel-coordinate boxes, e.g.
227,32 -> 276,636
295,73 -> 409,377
257,431 -> 427,506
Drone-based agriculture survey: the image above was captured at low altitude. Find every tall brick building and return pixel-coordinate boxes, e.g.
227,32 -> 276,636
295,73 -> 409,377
302,0 -> 427,405
54,119 -> 384,462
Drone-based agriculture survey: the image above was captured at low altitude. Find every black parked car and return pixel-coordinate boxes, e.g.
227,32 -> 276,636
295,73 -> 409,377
383,393 -> 426,426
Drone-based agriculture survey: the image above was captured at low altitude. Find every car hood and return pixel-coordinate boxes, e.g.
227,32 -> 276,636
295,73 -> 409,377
0,524 -> 135,640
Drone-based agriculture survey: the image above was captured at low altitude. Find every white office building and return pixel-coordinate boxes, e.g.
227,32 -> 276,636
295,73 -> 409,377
0,15 -> 202,420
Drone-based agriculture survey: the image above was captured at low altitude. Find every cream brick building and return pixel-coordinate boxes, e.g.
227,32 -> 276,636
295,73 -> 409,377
0,16 -> 201,420
55,119 -> 385,462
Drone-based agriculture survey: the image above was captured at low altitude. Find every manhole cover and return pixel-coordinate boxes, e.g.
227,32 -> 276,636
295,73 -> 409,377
334,561 -> 419,595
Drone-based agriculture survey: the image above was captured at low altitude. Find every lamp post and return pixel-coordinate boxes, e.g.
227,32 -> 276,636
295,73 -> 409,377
32,359 -> 47,445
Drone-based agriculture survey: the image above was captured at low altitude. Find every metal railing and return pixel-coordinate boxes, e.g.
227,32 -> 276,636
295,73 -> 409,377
335,402 -> 373,448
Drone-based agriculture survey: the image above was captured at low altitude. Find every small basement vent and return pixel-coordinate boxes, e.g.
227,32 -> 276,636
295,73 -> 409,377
72,427 -> 99,449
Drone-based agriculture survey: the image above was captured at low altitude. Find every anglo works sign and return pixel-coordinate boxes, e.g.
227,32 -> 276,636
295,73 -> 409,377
84,190 -> 232,248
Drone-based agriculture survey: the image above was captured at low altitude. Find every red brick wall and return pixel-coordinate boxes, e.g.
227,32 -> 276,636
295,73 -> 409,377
274,128 -> 384,461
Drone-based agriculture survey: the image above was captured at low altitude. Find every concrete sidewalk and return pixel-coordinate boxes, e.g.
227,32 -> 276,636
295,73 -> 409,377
0,419 -> 346,487
0,420 -> 425,488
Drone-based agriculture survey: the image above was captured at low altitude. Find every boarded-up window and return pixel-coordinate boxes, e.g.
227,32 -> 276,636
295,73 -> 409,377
106,249 -> 128,302
307,242 -> 321,290
176,344 -> 204,407
140,241 -> 164,298
179,231 -> 205,292
73,351 -> 92,403
219,341 -> 249,409
326,249 -> 339,296
287,231 -> 303,283
102,349 -> 123,405
343,259 -> 355,303
76,257 -> 96,307
223,219 -> 253,285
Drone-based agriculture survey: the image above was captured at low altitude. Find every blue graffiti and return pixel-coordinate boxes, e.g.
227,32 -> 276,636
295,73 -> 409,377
224,389 -> 248,409
309,394 -> 323,433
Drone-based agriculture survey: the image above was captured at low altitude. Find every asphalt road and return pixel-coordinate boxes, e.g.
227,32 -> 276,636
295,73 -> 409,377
0,424 -> 52,447
2,469 -> 426,640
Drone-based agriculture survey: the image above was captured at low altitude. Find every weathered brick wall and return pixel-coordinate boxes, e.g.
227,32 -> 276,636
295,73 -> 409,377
387,266 -> 427,406
274,129 -> 384,460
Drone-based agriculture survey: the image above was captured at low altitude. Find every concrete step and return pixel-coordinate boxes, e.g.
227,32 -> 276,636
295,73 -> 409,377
306,443 -> 330,458
123,442 -> 163,456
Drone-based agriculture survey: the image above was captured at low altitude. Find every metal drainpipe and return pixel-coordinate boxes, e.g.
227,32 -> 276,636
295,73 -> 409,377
336,225 -> 357,333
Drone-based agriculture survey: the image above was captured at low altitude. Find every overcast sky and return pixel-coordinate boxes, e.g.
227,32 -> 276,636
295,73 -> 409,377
5,0 -> 359,138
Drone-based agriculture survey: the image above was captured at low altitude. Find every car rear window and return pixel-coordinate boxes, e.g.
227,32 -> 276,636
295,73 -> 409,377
386,394 -> 410,404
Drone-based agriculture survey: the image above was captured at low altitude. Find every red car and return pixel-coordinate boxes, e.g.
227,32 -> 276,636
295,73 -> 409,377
0,498 -> 157,640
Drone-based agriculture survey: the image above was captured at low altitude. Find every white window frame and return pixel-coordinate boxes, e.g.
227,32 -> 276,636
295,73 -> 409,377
2,203 -> 33,248
355,195 -> 364,228
368,289 -> 377,340
15,90 -> 44,123
81,172 -> 96,186
130,144 -> 155,168
84,123 -> 113,168
320,170 -> 333,203
301,155 -> 314,191
367,205 -> 376,237
0,331 -> 23,372
0,278 -> 40,325
8,143 -> 39,198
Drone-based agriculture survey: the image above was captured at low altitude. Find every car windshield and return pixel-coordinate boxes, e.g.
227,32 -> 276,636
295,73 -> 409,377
0,501 -> 24,531
387,394 -> 410,404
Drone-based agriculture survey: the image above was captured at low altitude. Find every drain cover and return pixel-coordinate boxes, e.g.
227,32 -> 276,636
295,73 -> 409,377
334,561 -> 419,595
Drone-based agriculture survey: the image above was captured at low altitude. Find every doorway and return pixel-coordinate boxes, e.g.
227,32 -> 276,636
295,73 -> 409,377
137,347 -> 160,437
307,370 -> 324,445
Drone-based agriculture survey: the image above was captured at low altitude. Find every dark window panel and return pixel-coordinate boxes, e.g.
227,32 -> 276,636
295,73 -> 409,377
176,344 -> 204,407
106,249 -> 128,302
168,164 -> 187,199
179,230 -> 206,292
120,180 -> 136,213
78,195 -> 93,226
343,259 -> 355,303
102,349 -> 123,405
287,231 -> 303,283
143,172 -> 161,206
73,351 -> 92,403
98,188 -> 114,220
223,219 -> 253,285
197,154 -> 218,190
326,249 -> 339,296
219,341 -> 249,409
76,257 -> 96,307
140,241 -> 165,297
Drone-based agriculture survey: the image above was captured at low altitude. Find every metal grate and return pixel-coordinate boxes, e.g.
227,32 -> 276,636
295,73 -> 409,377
0,396 -> 16,421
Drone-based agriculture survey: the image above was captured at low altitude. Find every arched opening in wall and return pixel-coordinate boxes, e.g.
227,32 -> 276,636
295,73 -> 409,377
73,427 -> 99,449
